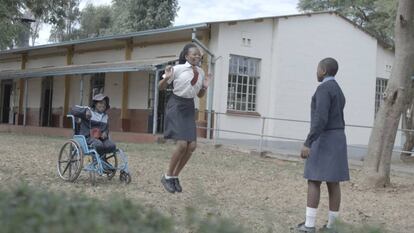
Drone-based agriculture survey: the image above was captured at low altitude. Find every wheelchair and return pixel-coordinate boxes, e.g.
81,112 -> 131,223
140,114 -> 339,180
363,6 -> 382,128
57,115 -> 131,185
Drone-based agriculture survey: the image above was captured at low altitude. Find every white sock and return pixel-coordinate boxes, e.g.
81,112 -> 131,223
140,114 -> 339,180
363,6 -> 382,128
305,207 -> 317,228
327,211 -> 339,228
164,174 -> 175,180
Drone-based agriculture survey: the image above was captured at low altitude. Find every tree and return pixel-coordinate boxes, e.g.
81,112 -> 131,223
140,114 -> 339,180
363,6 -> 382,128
363,0 -> 414,187
79,4 -> 113,38
50,0 -> 179,42
30,18 -> 42,46
25,0 -> 75,44
49,0 -> 80,42
20,9 -> 44,47
111,0 -> 179,34
297,0 -> 397,46
0,0 -> 25,49
0,0 -> 71,49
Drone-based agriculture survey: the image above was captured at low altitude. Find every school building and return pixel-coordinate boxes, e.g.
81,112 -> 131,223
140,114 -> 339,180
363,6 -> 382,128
0,11 -> 396,147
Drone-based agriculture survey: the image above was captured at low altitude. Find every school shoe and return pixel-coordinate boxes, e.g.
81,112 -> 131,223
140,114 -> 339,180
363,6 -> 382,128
173,178 -> 182,193
161,175 -> 176,193
295,222 -> 316,233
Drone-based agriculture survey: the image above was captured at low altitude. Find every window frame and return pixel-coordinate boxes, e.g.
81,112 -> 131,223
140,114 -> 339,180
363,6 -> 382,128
227,54 -> 260,113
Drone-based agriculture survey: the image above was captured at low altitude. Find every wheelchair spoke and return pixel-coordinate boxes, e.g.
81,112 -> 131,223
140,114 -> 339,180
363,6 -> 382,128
70,158 -> 81,163
106,154 -> 115,160
61,162 -> 71,176
58,140 -> 84,182
68,160 -> 72,178
62,152 -> 79,176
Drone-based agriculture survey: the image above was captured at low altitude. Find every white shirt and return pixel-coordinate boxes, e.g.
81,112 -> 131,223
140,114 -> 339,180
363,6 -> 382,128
165,62 -> 204,98
76,106 -> 108,123
321,76 -> 335,83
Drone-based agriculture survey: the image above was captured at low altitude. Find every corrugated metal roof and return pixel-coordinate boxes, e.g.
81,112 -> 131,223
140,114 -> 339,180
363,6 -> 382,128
0,23 -> 209,55
0,58 -> 176,79
0,11 -> 392,57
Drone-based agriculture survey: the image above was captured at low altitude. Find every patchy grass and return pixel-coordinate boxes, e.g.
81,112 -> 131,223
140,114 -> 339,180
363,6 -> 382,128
0,133 -> 412,233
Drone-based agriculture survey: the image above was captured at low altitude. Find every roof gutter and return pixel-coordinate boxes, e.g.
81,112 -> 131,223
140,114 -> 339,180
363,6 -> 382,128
191,27 -> 218,139
192,28 -> 214,58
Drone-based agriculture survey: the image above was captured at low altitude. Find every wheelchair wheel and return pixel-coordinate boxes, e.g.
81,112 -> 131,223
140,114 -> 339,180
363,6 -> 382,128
57,140 -> 83,182
119,170 -> 131,184
103,152 -> 118,180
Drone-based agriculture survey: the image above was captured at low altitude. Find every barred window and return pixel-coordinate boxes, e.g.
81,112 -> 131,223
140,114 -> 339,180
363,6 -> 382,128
375,78 -> 388,116
227,55 -> 260,112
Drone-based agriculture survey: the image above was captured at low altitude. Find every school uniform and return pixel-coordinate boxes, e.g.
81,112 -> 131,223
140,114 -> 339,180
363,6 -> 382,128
163,62 -> 205,142
304,77 -> 349,182
70,105 -> 116,155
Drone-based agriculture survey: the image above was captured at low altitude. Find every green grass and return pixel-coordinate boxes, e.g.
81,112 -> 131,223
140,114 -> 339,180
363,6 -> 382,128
0,184 -> 246,233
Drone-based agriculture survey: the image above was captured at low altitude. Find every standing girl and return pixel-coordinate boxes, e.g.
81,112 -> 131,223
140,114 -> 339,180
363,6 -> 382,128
296,58 -> 349,232
158,43 -> 211,194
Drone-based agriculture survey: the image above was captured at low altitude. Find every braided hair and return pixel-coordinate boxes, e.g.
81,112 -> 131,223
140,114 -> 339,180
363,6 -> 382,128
178,43 -> 198,64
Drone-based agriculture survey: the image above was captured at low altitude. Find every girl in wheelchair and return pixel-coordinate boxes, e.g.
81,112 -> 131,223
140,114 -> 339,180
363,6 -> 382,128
70,93 -> 116,157
58,93 -> 130,185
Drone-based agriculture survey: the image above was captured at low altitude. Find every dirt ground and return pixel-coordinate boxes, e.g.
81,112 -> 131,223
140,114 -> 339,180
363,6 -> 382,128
0,132 -> 413,233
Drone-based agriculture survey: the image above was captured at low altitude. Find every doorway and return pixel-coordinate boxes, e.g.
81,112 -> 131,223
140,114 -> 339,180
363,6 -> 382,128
40,77 -> 53,127
1,80 -> 13,123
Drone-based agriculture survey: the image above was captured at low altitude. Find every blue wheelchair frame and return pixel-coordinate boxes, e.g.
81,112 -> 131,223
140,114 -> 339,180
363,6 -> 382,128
67,115 -> 129,177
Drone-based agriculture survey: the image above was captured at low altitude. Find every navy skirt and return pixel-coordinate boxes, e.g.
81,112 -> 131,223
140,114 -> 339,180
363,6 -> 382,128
163,94 -> 197,142
304,129 -> 350,182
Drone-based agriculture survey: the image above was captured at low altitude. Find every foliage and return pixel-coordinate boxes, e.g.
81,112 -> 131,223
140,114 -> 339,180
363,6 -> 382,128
297,0 -> 397,46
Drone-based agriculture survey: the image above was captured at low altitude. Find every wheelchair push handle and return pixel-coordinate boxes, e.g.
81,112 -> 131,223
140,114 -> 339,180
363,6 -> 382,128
66,115 -> 76,131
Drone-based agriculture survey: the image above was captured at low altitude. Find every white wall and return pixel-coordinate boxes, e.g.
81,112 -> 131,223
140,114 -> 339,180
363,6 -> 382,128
211,13 -> 392,146
105,73 -> 123,109
132,42 -> 187,60
26,78 -> 42,108
210,19 -> 275,139
271,14 -> 379,145
0,61 -> 20,71
54,71 -> 149,110
26,56 -> 66,69
52,76 -> 65,108
68,75 -> 90,107
73,49 -> 124,65
128,71 -> 150,109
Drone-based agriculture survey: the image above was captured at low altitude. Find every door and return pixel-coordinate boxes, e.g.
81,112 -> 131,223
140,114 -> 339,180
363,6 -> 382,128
148,70 -> 173,134
1,80 -> 12,123
40,77 -> 53,127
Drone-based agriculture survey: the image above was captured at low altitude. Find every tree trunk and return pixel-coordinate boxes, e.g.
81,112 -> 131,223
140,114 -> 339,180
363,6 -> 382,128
363,0 -> 414,188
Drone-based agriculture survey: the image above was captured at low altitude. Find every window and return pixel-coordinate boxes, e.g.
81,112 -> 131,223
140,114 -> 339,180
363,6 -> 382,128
375,78 -> 388,115
90,73 -> 105,103
227,55 -> 260,112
